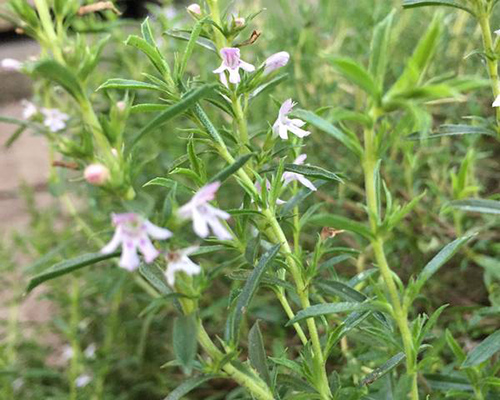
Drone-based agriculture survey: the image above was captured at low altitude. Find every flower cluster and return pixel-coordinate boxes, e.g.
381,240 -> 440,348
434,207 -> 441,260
101,183 -> 229,285
21,100 -> 70,132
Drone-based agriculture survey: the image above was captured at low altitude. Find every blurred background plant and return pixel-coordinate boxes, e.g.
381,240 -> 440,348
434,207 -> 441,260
0,0 -> 499,399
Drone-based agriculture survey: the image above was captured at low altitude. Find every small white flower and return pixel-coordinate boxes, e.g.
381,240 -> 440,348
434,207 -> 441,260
21,100 -> 37,119
234,17 -> 245,27
282,154 -> 317,192
84,164 -> 110,186
101,213 -> 172,271
213,47 -> 255,87
495,29 -> 500,36
41,108 -> 70,132
1,58 -> 22,71
263,51 -> 290,74
178,182 -> 232,240
165,247 -> 202,286
187,3 -> 201,15
61,345 -> 74,362
84,343 -> 97,359
273,99 -> 310,140
493,95 -> 500,108
75,374 -> 92,388
12,378 -> 24,392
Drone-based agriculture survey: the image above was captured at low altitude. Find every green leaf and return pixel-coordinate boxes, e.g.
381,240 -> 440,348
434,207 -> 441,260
229,244 -> 280,342
97,79 -> 164,92
165,29 -> 217,52
248,321 -> 272,387
178,18 -> 207,79
283,164 -> 344,183
292,109 -> 363,156
308,214 -> 374,240
139,263 -> 173,296
125,35 -> 170,77
329,57 -> 379,99
462,330 -> 500,368
164,374 -> 218,400
26,251 -> 119,293
423,373 -> 474,392
286,302 -> 368,326
416,234 -> 475,291
173,314 -> 198,374
361,352 -> 406,386
133,84 -> 216,145
449,199 -> 500,215
369,10 -> 395,92
131,104 -> 169,113
210,154 -> 254,183
250,73 -> 288,99
402,0 -> 474,15
325,311 -> 371,357
31,60 -> 84,102
141,17 -> 156,45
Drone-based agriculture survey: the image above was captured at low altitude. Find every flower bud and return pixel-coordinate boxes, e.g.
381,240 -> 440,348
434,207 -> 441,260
263,51 -> 290,74
187,3 -> 201,16
234,17 -> 245,27
116,101 -> 127,112
84,164 -> 110,186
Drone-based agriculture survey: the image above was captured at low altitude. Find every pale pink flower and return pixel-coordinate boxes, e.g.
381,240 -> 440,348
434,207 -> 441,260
84,343 -> 97,359
101,213 -> 172,271
255,179 -> 285,205
273,99 -> 310,140
21,100 -> 37,119
84,164 -> 110,186
493,95 -> 500,107
282,154 -> 317,191
165,247 -> 201,286
187,3 -> 201,15
41,108 -> 70,132
1,58 -> 22,71
178,182 -> 232,240
234,17 -> 245,27
213,47 -> 255,86
264,51 -> 290,74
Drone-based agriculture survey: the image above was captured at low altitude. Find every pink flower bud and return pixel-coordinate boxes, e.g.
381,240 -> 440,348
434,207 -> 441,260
264,51 -> 290,74
84,164 -> 110,186
116,101 -> 126,112
187,3 -> 201,15
234,17 -> 245,27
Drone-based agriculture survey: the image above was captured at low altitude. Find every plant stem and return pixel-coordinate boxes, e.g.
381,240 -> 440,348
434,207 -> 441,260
206,0 -> 227,50
363,126 -> 418,400
33,0 -> 64,63
477,8 -> 500,132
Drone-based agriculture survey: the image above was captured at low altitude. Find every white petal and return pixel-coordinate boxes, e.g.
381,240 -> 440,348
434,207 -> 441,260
493,95 -> 500,107
137,236 -> 160,263
178,202 -> 194,219
279,99 -> 294,117
282,172 -> 295,186
179,257 -> 202,275
219,72 -> 229,87
207,215 -> 232,240
287,123 -> 311,138
206,204 -> 230,220
294,154 -> 307,165
213,64 -> 226,74
192,208 -> 210,238
181,246 -> 200,256
288,118 -> 306,127
193,182 -> 221,205
278,122 -> 289,140
228,68 -> 241,84
165,265 -> 176,286
101,228 -> 122,254
144,220 -> 172,240
297,175 -> 317,191
239,60 -> 255,72
120,241 -> 140,271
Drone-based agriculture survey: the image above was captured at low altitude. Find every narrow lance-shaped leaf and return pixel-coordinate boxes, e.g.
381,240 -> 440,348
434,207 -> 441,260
402,0 -> 474,15
361,352 -> 406,386
132,84 -> 216,145
178,17 -> 208,79
173,314 -> 198,374
329,57 -> 379,99
164,374 -> 218,400
210,153 -> 254,183
369,10 -> 395,91
283,164 -> 344,183
449,199 -> 500,215
415,234 -> 475,291
462,330 -> 500,368
97,79 -> 165,92
26,251 -> 120,293
286,302 -> 369,326
230,244 -> 280,342
308,214 -> 374,240
31,60 -> 85,102
292,109 -> 363,156
248,321 -> 272,387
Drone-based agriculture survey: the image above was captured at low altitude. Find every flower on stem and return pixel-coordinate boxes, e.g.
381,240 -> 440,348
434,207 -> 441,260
263,51 -> 290,74
1,58 -> 22,71
21,100 -> 37,119
41,108 -> 70,132
493,95 -> 500,107
84,164 -> 110,186
101,213 -> 172,271
272,99 -> 310,140
178,182 -> 232,240
165,246 -> 202,286
75,374 -> 92,388
282,154 -> 317,191
234,17 -> 246,28
213,47 -> 255,87
187,3 -> 201,15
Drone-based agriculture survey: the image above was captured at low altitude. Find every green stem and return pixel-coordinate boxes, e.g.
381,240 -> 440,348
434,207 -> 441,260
363,126 -> 418,400
206,0 -> 227,50
477,9 -> 500,132
33,0 -> 64,62
232,94 -> 250,150
69,278 -> 81,400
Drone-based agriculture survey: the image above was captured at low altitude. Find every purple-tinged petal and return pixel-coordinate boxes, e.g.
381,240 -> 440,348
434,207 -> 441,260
137,236 -> 160,263
192,208 -> 210,238
120,241 -> 140,271
294,154 -> 307,165
220,47 -> 241,68
207,215 -> 232,240
101,228 -> 123,254
144,220 -> 172,240
279,99 -> 295,117
287,123 -> 310,138
240,61 -> 256,72
278,122 -> 288,140
193,182 -> 221,205
206,204 -> 230,220
264,51 -> 290,74
297,175 -> 317,191
228,68 -> 241,84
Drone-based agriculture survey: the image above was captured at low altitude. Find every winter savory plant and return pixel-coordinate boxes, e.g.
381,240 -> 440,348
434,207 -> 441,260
2,0 -> 500,399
